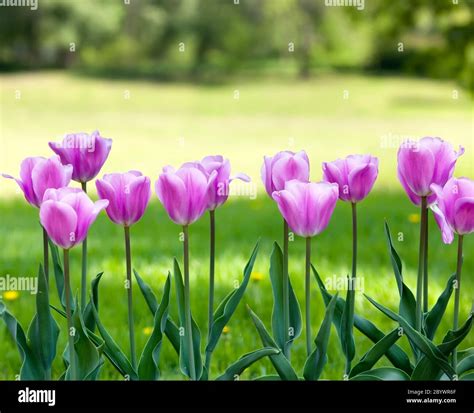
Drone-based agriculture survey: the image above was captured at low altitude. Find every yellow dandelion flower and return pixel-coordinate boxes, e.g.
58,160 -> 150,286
408,213 -> 420,224
222,326 -> 231,334
3,291 -> 20,301
251,271 -> 264,281
142,326 -> 153,335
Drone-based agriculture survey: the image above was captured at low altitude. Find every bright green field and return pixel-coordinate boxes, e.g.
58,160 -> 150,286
0,72 -> 473,380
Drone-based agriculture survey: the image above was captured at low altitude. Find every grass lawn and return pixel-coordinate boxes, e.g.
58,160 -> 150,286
0,72 -> 472,380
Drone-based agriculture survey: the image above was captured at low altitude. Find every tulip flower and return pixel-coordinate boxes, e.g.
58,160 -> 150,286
273,180 -> 339,356
156,164 -> 217,380
50,130 -> 112,309
397,137 -> 464,332
3,155 -> 73,283
39,187 -> 108,380
430,177 -> 474,369
96,171 -> 151,369
261,150 -> 310,359
184,156 -> 250,375
322,154 -> 378,373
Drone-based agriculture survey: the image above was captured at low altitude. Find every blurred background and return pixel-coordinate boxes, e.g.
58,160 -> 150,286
0,0 -> 473,380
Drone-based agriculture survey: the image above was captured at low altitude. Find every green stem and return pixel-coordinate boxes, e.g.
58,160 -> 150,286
42,226 -> 49,285
416,196 -> 428,333
283,219 -> 290,359
81,181 -> 88,311
305,237 -> 312,356
124,226 -> 137,370
183,225 -> 196,380
205,209 -> 216,376
452,234 -> 464,370
63,249 -> 77,380
351,203 -> 357,279
423,210 -> 429,313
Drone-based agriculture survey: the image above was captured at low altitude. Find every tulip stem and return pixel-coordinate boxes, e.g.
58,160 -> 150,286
63,249 -> 77,380
205,210 -> 216,376
124,226 -> 137,370
183,225 -> 196,380
283,219 -> 290,359
423,212 -> 429,313
452,234 -> 464,371
42,226 -> 49,285
305,237 -> 312,356
416,197 -> 428,334
81,181 -> 88,311
351,202 -> 357,279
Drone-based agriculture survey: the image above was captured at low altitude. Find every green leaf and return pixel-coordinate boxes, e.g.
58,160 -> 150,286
350,328 -> 401,378
364,294 -> 456,379
216,347 -> 279,381
312,264 -> 413,375
303,293 -> 338,381
206,242 -> 259,355
90,297 -> 138,380
411,314 -> 473,380
138,274 -> 171,380
269,242 -> 302,354
424,274 -> 456,340
64,296 -> 102,380
27,265 -> 59,376
458,355 -> 474,376
351,367 -> 410,381
173,259 -> 203,380
48,240 -> 74,312
0,301 -> 44,379
83,272 -> 103,332
253,375 -> 282,381
384,221 -> 416,329
247,306 -> 299,381
341,276 -> 355,371
461,373 -> 474,380
134,269 -> 180,356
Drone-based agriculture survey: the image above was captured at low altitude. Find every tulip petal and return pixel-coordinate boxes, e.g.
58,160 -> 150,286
40,200 -> 78,249
347,162 -> 377,203
453,197 -> 474,235
398,143 -> 435,196
127,176 -> 151,225
431,204 -> 454,244
156,173 -> 188,225
96,178 -> 122,225
31,156 -> 72,205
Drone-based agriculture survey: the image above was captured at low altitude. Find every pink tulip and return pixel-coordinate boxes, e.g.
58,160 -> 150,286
184,156 -> 250,210
261,150 -> 310,197
155,164 -> 217,226
96,171 -> 151,227
49,130 -> 112,183
322,154 -> 378,203
430,177 -> 474,244
3,155 -> 73,208
397,137 -> 464,205
40,188 -> 108,249
272,180 -> 339,238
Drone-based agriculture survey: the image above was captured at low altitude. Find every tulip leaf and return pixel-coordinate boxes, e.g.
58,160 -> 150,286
247,306 -> 299,380
253,375 -> 282,381
411,314 -> 473,380
269,242 -> 302,354
303,293 -> 338,381
206,242 -> 259,356
312,264 -> 413,375
173,259 -> 203,380
364,294 -> 456,379
384,221 -> 417,329
27,265 -> 59,377
90,297 -> 138,380
138,274 -> 171,380
0,301 -> 44,379
134,269 -> 180,355
63,295 -> 103,380
461,373 -> 474,380
216,347 -> 280,381
457,355 -> 474,376
351,367 -> 410,381
349,328 -> 401,378
424,273 -> 456,340
48,239 -> 74,312
341,275 -> 356,372
83,272 -> 103,332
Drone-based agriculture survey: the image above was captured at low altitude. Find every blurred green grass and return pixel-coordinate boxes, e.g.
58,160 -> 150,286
0,72 -> 472,379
